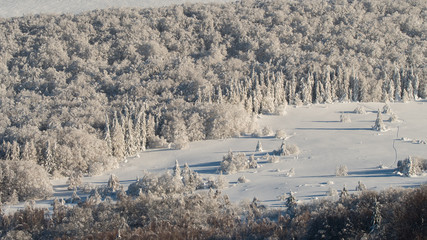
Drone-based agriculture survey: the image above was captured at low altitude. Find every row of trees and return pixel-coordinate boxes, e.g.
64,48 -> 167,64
1,183 -> 425,239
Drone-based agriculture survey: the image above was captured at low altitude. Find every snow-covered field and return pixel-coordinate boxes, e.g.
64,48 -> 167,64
0,0 -> 233,18
4,101 -> 426,213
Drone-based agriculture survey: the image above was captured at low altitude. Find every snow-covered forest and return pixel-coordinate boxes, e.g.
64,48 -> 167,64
0,0 -> 426,238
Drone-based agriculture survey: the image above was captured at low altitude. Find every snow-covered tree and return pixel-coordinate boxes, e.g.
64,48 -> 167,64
107,174 -> 121,191
21,140 -> 37,162
372,110 -> 387,132
111,112 -> 126,159
274,141 -> 300,156
340,114 -> 351,123
355,181 -> 367,191
255,140 -> 263,152
335,165 -> 348,176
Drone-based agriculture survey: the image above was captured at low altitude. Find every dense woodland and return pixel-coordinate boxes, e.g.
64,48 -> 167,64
0,0 -> 426,203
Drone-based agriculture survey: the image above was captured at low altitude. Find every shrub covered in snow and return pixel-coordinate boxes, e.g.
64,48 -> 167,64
261,126 -> 274,137
127,162 -> 204,196
389,113 -> 399,123
340,114 -> 351,123
397,156 -> 427,176
238,176 -> 250,183
354,106 -> 367,114
220,151 -> 257,174
273,141 -> 300,156
382,104 -> 392,114
335,165 -> 349,177
275,129 -> 287,139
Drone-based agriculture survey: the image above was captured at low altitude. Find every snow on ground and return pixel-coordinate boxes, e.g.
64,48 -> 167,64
0,0 -> 233,18
3,101 -> 427,213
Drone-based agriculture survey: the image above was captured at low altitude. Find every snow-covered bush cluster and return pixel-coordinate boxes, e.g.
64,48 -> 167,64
127,161 -> 204,196
220,151 -> 258,174
273,141 -> 300,156
397,156 -> 427,176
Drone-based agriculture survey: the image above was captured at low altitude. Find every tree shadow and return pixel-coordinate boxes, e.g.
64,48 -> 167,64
296,127 -> 372,131
190,161 -> 221,168
311,120 -> 341,123
194,168 -> 219,174
347,168 -> 396,178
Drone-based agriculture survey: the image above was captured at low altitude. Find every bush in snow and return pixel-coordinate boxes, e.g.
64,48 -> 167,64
275,129 -> 287,139
220,151 -> 255,174
0,161 -> 52,203
273,141 -> 300,156
340,114 -> 351,123
286,168 -> 295,177
275,104 -> 288,116
354,106 -> 367,114
262,126 -> 274,136
397,156 -> 427,176
127,162 -> 204,196
382,104 -> 392,114
327,187 -> 338,197
266,154 -> 280,163
335,165 -> 348,176
372,110 -> 387,132
66,170 -> 83,190
355,181 -> 367,191
389,113 -> 399,122
107,174 -> 121,192
248,155 -> 259,169
238,176 -> 250,183
206,173 -> 228,189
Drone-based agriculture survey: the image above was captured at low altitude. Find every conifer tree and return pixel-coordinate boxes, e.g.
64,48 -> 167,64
393,67 -> 402,101
104,114 -> 112,154
372,110 -> 387,132
255,140 -> 263,152
107,174 -> 120,191
22,140 -> 37,162
42,140 -> 56,174
111,112 -> 125,159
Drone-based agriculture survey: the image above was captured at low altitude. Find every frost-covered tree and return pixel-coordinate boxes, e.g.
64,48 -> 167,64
274,141 -> 300,156
372,110 -> 387,132
21,140 -> 37,162
111,112 -> 126,159
0,161 -> 52,203
355,181 -> 367,191
335,165 -> 348,177
255,140 -> 263,152
107,174 -> 120,191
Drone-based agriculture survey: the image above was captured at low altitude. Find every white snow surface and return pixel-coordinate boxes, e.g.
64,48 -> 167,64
0,0 -> 233,18
3,102 -> 427,213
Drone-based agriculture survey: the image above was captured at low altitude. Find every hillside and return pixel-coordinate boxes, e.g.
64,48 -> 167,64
0,0 -> 426,238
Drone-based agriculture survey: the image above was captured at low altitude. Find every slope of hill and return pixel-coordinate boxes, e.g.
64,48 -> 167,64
0,0 -> 232,18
